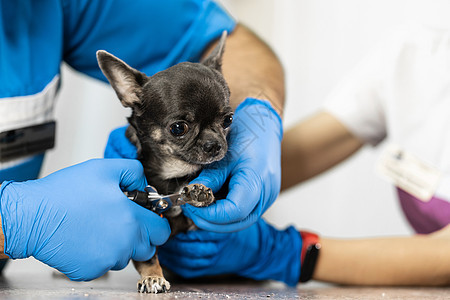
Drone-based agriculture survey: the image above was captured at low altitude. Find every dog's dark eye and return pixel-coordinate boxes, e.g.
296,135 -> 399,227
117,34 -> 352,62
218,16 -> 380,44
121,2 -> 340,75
222,114 -> 233,129
170,122 -> 189,137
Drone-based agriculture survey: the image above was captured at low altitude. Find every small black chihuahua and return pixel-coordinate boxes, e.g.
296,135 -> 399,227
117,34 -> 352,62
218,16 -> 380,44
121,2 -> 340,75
97,32 -> 232,293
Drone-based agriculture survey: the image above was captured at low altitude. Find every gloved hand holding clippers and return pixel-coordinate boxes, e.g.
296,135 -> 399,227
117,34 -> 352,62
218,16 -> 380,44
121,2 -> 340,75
0,159 -> 170,281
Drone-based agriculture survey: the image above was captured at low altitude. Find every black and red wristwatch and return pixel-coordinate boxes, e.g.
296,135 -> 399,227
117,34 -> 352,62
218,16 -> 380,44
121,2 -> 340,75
299,231 -> 321,283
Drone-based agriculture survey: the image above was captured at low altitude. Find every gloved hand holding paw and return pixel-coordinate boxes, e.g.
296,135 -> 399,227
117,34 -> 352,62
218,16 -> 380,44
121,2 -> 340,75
183,98 -> 283,232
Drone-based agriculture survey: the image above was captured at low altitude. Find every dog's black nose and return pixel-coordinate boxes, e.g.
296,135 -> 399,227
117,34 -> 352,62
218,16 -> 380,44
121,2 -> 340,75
202,141 -> 222,156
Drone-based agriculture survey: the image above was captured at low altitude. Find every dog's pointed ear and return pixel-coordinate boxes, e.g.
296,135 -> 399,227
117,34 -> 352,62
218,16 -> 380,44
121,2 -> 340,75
201,31 -> 227,72
96,50 -> 147,108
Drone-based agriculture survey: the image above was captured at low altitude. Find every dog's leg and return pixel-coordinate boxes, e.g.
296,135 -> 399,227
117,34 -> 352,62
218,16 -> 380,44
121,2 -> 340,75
181,183 -> 215,207
133,253 -> 170,293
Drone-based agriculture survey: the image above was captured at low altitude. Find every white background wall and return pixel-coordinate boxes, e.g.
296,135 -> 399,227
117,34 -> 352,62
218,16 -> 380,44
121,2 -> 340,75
42,0 -> 450,238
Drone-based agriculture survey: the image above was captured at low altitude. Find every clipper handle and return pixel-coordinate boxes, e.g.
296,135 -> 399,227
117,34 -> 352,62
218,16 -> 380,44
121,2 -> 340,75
125,190 -> 152,209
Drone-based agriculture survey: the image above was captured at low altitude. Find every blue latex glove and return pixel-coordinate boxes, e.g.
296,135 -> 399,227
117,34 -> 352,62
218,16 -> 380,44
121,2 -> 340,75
0,159 -> 170,281
158,219 -> 302,286
183,98 -> 283,232
104,126 -> 137,159
104,98 -> 283,232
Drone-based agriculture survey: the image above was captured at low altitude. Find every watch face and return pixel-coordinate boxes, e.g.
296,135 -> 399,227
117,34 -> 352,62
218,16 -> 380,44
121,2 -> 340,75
299,244 -> 320,283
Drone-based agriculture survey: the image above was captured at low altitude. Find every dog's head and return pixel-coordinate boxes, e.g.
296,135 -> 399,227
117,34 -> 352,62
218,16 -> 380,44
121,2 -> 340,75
97,32 -> 232,174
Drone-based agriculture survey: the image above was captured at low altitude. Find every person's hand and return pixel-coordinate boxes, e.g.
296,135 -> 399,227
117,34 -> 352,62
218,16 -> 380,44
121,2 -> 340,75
183,98 -> 283,232
0,159 -> 170,281
158,218 -> 302,286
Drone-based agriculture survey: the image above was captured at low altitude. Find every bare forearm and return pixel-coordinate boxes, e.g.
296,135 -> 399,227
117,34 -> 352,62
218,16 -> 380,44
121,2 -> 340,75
281,112 -> 363,191
314,235 -> 450,286
203,24 -> 285,115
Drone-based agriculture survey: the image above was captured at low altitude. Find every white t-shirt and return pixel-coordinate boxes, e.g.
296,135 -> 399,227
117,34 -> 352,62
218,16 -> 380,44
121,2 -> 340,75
324,25 -> 450,198
323,25 -> 450,232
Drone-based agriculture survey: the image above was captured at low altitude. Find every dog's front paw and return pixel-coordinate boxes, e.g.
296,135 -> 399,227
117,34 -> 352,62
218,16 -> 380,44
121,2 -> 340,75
137,276 -> 171,293
181,184 -> 215,207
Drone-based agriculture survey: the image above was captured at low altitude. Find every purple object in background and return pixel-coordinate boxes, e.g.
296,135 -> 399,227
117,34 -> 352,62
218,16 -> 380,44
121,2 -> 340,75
397,188 -> 450,234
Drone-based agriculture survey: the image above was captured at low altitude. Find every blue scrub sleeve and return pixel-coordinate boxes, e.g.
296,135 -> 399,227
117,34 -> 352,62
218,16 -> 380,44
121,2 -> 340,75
0,155 -> 45,182
61,0 -> 236,80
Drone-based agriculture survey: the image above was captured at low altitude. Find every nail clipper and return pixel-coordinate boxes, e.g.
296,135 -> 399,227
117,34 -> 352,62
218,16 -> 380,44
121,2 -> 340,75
125,185 -> 186,214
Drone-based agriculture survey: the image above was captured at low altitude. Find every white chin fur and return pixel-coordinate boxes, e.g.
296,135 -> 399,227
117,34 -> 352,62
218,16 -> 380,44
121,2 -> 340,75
160,158 -> 201,180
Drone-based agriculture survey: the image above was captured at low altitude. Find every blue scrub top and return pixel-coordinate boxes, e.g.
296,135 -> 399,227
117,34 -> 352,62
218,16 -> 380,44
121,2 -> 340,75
0,0 -> 236,181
